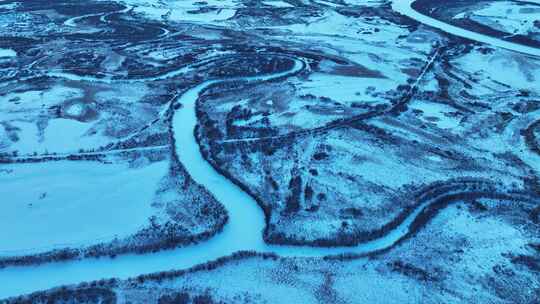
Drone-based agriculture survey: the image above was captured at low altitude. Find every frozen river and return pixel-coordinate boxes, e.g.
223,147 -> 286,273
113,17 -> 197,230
0,56 -> 433,298
1,0 -> 539,299
392,0 -> 540,57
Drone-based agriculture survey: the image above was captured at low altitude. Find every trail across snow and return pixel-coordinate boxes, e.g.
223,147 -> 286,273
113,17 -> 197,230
1,0 -> 540,299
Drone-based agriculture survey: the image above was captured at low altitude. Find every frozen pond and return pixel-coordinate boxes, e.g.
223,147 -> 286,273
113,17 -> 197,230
0,160 -> 167,256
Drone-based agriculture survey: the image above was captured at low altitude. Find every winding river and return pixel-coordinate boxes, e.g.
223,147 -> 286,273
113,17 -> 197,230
392,0 -> 540,57
0,0 -> 539,299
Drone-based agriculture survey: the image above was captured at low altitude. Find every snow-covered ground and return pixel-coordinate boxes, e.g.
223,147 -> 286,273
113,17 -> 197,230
393,0 -> 540,56
463,1 -> 540,37
0,79 -> 165,155
263,0 -> 294,8
1,0 -> 539,301
0,59 -> 501,298
11,197 -> 539,303
0,159 -> 167,255
452,45 -> 540,90
117,0 -> 241,24
6,118 -> 110,155
0,48 -> 16,58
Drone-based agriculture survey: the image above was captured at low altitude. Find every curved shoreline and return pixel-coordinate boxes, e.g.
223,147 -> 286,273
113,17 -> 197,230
0,54 -> 535,299
2,1 -> 540,299
391,0 -> 540,57
409,0 -> 540,49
